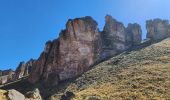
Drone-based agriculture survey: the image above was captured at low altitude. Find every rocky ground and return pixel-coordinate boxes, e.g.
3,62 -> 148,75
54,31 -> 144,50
49,38 -> 170,100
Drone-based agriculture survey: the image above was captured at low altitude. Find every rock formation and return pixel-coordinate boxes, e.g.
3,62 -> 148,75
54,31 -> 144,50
28,15 -> 143,86
0,69 -> 15,84
126,23 -> 142,46
146,18 -> 170,41
100,15 -> 142,59
15,59 -> 35,79
29,16 -> 101,86
0,59 -> 35,85
25,59 -> 36,76
15,62 -> 26,79
2,15 -> 170,88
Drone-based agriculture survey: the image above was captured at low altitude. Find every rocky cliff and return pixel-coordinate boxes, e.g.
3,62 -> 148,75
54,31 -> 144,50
146,18 -> 170,41
1,15 -> 170,100
28,15 -> 143,86
1,15 -> 170,88
0,59 -> 35,85
29,16 -> 101,86
101,15 -> 142,59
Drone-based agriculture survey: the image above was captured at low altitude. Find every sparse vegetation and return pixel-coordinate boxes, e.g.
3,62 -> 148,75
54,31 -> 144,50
50,38 -> 170,100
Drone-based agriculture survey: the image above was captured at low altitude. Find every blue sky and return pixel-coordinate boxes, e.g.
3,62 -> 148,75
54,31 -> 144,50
0,0 -> 170,70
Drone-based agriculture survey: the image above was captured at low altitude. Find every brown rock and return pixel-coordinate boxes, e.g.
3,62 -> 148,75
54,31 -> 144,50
126,23 -> 142,46
101,15 -> 127,59
8,89 -> 25,100
0,69 -> 15,84
29,16 -> 101,86
15,62 -> 26,79
146,18 -> 170,41
101,15 -> 142,59
25,88 -> 42,100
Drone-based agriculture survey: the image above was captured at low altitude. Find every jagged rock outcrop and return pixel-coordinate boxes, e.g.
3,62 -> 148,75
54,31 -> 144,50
101,15 -> 142,59
27,15 -> 170,87
15,59 -> 35,79
25,59 -> 36,76
29,16 -> 101,86
15,62 -> 26,79
146,18 -> 170,41
126,23 -> 142,46
0,69 -> 15,84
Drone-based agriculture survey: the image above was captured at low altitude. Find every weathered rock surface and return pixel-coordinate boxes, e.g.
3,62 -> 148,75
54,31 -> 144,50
8,89 -> 25,100
15,59 -> 35,79
25,88 -> 42,100
126,23 -> 142,46
25,59 -> 36,76
15,62 -> 26,79
101,15 -> 142,59
29,16 -> 101,86
26,15 -> 170,88
0,69 -> 15,84
146,18 -> 170,41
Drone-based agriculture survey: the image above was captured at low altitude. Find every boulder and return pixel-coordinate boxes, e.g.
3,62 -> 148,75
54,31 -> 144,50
8,89 -> 25,100
25,88 -> 42,100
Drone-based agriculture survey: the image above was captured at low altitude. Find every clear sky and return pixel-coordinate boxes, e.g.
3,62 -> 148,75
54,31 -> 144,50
0,0 -> 170,70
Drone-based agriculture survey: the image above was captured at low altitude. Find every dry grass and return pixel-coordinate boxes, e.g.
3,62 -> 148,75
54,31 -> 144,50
0,90 -> 8,100
49,38 -> 170,100
73,61 -> 170,100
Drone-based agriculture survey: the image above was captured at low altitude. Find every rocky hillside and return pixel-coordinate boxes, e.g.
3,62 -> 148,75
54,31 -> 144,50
28,15 -> 142,87
50,37 -> 170,100
1,15 -> 170,100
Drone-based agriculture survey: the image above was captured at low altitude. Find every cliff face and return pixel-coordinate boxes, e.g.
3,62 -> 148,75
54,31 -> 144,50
15,59 -> 35,79
28,15 -> 170,86
146,19 -> 170,41
29,16 -> 101,86
101,15 -> 142,59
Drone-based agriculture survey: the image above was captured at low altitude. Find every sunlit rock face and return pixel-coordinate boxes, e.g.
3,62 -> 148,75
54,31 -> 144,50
146,19 -> 170,41
100,15 -> 142,59
28,15 -> 143,86
29,16 -> 101,86
126,23 -> 142,46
